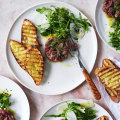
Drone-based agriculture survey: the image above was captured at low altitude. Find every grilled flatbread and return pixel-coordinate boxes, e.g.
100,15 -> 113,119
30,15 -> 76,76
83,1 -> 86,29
9,40 -> 26,70
25,46 -> 44,85
22,19 -> 40,48
97,115 -> 108,120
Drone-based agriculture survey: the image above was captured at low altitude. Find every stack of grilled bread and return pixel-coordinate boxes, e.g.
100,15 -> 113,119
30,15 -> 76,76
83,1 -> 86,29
9,19 -> 44,86
95,58 -> 120,103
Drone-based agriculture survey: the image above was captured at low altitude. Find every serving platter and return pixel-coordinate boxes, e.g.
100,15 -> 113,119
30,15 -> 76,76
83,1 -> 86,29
95,0 -> 119,52
6,2 -> 97,95
0,76 -> 30,120
40,99 -> 113,120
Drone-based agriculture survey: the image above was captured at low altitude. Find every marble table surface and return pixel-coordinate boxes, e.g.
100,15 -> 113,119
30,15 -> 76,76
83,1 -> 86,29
0,0 -> 119,119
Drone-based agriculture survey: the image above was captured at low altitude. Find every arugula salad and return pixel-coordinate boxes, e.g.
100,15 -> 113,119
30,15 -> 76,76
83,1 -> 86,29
108,18 -> 120,50
35,6 -> 91,40
44,100 -> 97,120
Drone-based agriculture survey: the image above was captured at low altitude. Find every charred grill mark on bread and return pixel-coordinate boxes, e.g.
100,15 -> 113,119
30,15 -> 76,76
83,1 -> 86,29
25,46 -> 44,85
22,19 -> 40,48
9,40 -> 26,70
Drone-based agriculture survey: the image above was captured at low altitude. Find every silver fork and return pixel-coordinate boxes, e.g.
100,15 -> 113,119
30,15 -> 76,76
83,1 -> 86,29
70,38 -> 101,100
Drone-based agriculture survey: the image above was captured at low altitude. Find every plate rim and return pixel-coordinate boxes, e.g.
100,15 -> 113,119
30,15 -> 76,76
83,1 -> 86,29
95,0 -> 120,53
6,1 -> 98,95
0,75 -> 30,120
40,98 -> 113,120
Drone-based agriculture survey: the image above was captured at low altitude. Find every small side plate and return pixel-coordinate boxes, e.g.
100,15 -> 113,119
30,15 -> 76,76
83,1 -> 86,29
0,76 -> 30,120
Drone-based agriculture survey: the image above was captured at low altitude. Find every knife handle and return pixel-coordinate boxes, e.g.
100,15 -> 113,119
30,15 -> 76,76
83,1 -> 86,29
83,69 -> 101,100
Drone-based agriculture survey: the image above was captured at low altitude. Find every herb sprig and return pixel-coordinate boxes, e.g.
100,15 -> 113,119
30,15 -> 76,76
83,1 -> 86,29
0,90 -> 12,111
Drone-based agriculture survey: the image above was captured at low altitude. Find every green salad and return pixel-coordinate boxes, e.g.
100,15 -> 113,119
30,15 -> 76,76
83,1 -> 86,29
0,90 -> 12,111
36,7 -> 91,40
109,18 -> 120,50
44,101 -> 96,120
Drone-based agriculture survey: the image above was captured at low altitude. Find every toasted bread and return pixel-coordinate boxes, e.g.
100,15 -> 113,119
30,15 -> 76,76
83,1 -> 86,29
97,115 -> 108,120
105,87 -> 119,103
95,67 -> 120,90
102,58 -> 118,68
22,19 -> 40,48
25,46 -> 44,85
9,40 -> 26,70
95,58 -> 120,102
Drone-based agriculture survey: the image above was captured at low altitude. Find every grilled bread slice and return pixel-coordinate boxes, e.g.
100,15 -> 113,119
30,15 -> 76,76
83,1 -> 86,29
22,19 -> 40,48
102,59 -> 120,91
25,46 -> 44,85
95,58 -> 120,102
102,58 -> 118,68
97,115 -> 108,120
102,58 -> 120,102
9,40 -> 26,70
95,67 -> 120,90
105,87 -> 119,103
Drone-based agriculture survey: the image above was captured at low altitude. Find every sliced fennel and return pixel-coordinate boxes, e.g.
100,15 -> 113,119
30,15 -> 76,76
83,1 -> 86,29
67,111 -> 77,120
70,23 -> 85,40
79,100 -> 94,108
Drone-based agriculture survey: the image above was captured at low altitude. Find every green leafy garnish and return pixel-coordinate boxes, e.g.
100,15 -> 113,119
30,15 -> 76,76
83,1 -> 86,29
114,1 -> 120,11
36,7 -> 52,14
44,102 -> 96,120
36,7 -> 91,39
0,90 -> 12,111
109,18 -> 120,50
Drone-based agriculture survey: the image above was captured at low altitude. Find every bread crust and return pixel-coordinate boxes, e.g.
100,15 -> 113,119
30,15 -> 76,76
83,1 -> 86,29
105,88 -> 119,103
97,115 -> 108,120
102,58 -> 119,68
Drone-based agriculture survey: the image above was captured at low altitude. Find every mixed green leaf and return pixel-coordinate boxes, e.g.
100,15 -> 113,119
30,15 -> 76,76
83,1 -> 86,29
36,7 -> 91,40
109,18 -> 120,50
44,102 -> 96,120
0,90 -> 12,111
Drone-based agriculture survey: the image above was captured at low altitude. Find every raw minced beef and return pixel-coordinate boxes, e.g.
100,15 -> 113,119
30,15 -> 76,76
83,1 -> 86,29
45,37 -> 77,62
103,0 -> 120,18
0,110 -> 15,120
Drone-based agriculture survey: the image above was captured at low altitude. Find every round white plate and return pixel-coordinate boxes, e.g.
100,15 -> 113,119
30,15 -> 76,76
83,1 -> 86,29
95,0 -> 119,52
0,75 -> 30,120
6,2 -> 97,95
40,99 -> 113,120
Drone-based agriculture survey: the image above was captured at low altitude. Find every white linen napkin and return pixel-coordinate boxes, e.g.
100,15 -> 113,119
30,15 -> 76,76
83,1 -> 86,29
98,57 -> 120,120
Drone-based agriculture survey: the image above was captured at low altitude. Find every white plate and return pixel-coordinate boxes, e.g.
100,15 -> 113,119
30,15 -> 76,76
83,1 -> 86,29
0,76 -> 30,120
95,0 -> 119,52
6,2 -> 97,95
40,99 -> 113,120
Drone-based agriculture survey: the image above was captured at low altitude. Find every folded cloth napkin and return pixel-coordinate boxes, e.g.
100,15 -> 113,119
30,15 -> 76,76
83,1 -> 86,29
98,57 -> 120,120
